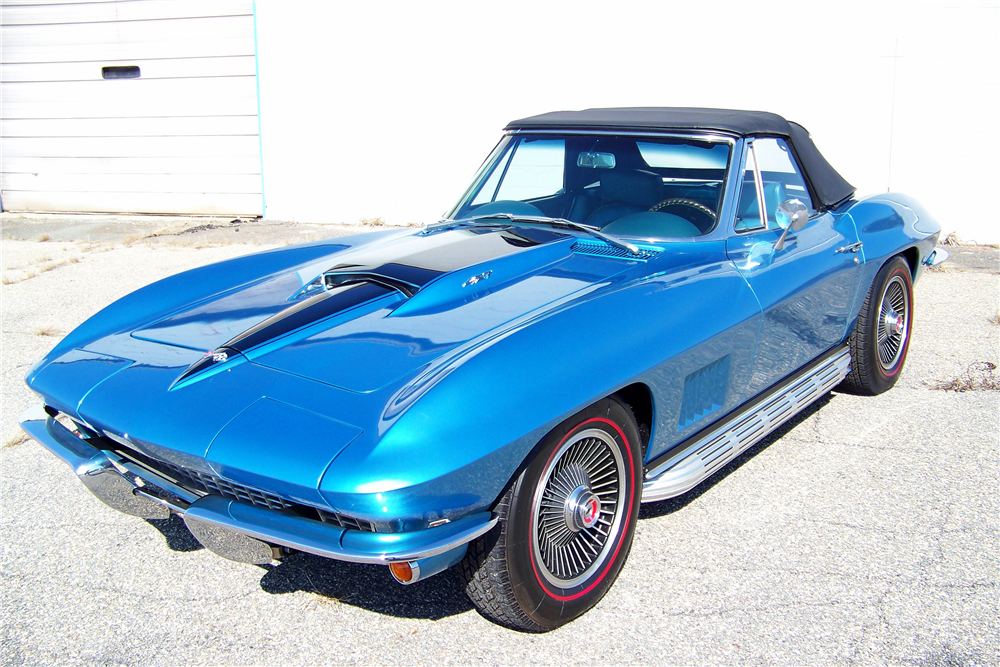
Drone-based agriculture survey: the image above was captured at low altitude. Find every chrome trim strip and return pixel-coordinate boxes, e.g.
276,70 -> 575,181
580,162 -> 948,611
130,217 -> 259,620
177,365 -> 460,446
19,403 -> 114,478
112,457 -> 201,505
134,487 -> 190,514
749,141 -> 768,230
183,495 -> 498,564
642,346 -> 851,503
506,129 -> 738,144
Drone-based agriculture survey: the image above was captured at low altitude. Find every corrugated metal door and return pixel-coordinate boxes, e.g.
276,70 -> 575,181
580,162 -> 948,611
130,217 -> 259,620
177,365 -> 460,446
0,0 -> 262,215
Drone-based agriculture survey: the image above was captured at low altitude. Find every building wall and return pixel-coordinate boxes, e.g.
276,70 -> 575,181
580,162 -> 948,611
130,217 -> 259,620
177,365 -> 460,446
0,0 -> 263,215
254,0 -> 999,244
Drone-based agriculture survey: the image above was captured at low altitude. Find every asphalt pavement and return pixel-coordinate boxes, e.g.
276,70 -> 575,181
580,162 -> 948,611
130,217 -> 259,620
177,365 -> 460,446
1,215 -> 997,665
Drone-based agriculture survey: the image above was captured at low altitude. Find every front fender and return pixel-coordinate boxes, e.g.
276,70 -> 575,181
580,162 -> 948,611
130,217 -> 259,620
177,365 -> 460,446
318,242 -> 761,524
843,193 -> 941,328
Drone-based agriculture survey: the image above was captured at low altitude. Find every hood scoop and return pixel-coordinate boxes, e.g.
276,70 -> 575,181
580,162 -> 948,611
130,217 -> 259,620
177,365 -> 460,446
227,281 -> 395,353
324,271 -> 419,297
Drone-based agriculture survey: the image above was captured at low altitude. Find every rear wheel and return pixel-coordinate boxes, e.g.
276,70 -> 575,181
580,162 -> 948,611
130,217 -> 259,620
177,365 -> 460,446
460,397 -> 642,631
840,256 -> 914,395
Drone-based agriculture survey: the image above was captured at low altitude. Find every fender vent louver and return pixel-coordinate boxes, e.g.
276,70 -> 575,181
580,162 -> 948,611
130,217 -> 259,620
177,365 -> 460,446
571,240 -> 660,260
678,356 -> 731,430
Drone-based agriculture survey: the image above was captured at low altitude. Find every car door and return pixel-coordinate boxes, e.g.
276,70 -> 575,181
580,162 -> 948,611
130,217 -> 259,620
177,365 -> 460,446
726,137 -> 862,398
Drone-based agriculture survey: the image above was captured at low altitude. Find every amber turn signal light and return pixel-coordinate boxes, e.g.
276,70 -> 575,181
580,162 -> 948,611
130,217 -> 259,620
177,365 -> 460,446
389,561 -> 413,583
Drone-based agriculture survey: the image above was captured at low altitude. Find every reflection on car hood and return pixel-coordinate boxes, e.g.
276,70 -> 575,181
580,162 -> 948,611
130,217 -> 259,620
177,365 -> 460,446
131,226 -> 636,393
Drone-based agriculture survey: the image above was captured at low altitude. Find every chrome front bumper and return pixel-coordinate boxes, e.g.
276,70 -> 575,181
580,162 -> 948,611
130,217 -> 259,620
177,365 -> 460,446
19,402 -> 496,570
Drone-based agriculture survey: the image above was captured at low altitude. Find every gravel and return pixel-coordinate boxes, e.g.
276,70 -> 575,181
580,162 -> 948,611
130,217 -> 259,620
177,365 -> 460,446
1,216 -> 997,665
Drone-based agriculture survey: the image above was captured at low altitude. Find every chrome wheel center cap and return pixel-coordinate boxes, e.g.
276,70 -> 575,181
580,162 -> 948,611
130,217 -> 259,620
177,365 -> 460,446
565,485 -> 601,532
884,310 -> 904,335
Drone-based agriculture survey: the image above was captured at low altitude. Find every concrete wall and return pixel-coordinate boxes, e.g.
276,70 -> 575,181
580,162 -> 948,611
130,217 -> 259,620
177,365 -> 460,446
255,0 -> 999,244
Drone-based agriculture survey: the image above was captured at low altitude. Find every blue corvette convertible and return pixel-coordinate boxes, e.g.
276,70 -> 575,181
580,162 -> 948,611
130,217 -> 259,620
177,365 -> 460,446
21,108 -> 946,631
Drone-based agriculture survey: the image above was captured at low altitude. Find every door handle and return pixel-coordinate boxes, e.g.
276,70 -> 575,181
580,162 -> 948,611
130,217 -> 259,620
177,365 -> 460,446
836,241 -> 863,254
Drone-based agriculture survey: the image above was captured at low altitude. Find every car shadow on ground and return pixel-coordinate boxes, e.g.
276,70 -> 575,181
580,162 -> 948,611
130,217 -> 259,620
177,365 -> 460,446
141,391 -> 836,621
144,515 -> 475,620
257,553 -> 474,620
639,392 -> 834,521
145,514 -> 204,552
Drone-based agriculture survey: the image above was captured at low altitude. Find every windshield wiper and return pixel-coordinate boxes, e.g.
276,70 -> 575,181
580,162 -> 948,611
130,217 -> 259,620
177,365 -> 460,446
421,215 -> 514,234
423,213 -> 641,255
513,215 -> 642,255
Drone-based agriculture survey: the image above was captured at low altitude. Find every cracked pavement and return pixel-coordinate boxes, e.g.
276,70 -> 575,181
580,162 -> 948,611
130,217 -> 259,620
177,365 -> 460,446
1,216 -> 997,665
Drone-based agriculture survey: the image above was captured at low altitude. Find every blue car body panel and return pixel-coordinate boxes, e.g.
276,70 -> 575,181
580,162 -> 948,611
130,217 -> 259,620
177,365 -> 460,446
23,120 -> 942,568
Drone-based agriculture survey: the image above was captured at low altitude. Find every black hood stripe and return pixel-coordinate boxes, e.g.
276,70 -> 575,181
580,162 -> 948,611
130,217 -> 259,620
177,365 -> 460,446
173,282 -> 394,386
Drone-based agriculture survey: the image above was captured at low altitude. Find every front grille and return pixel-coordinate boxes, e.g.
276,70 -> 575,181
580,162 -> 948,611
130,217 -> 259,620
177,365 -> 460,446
571,240 -> 659,260
161,462 -> 293,512
317,509 -> 376,532
104,436 -> 377,532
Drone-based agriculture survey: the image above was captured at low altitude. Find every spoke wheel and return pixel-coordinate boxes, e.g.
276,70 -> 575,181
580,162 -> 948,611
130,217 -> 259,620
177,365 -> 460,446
876,275 -> 909,371
460,397 -> 642,632
840,256 -> 914,395
532,428 -> 625,588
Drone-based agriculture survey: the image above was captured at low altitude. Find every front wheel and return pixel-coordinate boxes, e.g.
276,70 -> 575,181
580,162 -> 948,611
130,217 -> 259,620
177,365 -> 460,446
460,397 -> 643,631
840,256 -> 914,395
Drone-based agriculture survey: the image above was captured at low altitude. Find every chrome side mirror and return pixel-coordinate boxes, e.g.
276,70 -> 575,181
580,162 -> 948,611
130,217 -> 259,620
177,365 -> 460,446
774,199 -> 809,251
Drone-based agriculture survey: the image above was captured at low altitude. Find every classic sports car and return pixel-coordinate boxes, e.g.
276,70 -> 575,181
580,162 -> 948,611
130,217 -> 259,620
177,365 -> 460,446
21,108 -> 947,631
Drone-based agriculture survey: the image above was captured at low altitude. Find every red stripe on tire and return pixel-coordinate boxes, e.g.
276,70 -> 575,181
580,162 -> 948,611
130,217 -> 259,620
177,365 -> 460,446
528,417 -> 635,602
882,268 -> 912,378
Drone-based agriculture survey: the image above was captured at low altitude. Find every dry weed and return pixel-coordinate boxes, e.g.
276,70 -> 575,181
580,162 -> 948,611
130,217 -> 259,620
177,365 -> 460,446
930,361 -> 1000,392
360,216 -> 386,227
35,233 -> 50,242
989,310 -> 1000,326
33,325 -> 62,337
3,432 -> 29,448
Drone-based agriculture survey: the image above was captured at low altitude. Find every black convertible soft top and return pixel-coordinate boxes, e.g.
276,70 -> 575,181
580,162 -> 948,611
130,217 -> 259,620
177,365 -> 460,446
505,107 -> 855,210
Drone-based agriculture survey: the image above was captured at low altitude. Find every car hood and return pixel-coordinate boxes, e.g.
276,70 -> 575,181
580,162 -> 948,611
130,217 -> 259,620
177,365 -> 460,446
62,226 -> 642,396
26,225 -> 673,514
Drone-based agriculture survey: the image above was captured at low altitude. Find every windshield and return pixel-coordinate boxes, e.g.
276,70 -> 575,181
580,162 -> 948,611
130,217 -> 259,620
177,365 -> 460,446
447,134 -> 732,239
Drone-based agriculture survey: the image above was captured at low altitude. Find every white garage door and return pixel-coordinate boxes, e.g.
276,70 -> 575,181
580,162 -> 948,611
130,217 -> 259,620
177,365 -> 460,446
0,0 -> 262,215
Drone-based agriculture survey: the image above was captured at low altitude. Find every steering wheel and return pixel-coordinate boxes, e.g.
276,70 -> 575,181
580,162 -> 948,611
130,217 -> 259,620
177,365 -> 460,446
649,198 -> 717,221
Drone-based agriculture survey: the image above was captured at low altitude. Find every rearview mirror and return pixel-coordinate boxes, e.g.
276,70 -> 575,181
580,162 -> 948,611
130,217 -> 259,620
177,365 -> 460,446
774,199 -> 809,251
577,151 -> 616,169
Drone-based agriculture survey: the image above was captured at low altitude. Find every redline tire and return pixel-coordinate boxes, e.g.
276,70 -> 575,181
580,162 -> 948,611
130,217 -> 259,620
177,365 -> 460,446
840,256 -> 914,395
460,397 -> 643,631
